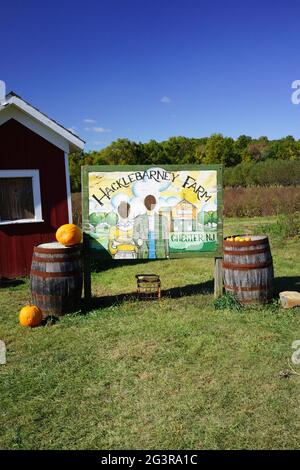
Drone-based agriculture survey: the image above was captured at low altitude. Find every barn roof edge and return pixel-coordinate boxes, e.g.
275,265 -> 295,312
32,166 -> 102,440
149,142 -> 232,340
0,91 -> 85,152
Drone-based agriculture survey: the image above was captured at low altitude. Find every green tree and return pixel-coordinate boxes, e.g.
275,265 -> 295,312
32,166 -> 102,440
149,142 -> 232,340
68,134 -> 300,193
105,139 -> 141,165
205,134 -> 239,166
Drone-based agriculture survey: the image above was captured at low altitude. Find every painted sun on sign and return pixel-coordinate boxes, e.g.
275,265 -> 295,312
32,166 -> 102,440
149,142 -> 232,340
83,165 -> 222,259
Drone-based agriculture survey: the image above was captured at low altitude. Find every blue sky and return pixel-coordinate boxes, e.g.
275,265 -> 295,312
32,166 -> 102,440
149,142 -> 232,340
1,0 -> 300,150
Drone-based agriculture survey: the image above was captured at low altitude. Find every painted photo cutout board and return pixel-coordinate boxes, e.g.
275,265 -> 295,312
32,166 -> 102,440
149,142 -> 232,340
82,165 -> 223,259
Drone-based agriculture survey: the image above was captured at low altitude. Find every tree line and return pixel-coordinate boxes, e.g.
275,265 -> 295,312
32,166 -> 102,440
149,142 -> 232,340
69,134 -> 300,192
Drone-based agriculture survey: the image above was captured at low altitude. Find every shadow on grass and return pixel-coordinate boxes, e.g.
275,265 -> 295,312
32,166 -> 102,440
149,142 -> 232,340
0,278 -> 25,288
41,316 -> 60,326
90,257 -> 164,273
274,276 -> 300,295
81,279 -> 214,312
80,276 -> 300,313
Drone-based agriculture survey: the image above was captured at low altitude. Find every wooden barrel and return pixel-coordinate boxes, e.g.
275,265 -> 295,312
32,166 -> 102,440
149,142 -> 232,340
223,235 -> 274,305
30,242 -> 82,317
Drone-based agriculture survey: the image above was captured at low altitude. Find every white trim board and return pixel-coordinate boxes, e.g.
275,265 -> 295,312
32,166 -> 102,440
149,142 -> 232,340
0,169 -> 43,225
0,106 -> 70,153
64,152 -> 73,223
0,94 -> 85,153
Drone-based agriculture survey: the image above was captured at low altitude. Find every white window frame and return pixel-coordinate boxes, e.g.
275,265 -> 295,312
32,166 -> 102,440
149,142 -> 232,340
0,169 -> 43,225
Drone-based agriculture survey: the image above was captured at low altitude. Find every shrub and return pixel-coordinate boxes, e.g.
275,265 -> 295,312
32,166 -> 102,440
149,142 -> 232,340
224,186 -> 300,217
214,293 -> 243,311
224,160 -> 300,187
253,213 -> 300,240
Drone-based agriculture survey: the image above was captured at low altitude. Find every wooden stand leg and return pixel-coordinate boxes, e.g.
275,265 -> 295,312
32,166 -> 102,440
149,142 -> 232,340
214,257 -> 223,299
82,231 -> 92,305
158,285 -> 161,299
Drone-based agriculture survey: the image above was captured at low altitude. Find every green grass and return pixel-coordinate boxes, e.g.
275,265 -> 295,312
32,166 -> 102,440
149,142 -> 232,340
0,216 -> 300,450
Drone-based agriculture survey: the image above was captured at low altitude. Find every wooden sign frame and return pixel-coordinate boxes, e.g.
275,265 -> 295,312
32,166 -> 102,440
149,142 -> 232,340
81,164 -> 223,300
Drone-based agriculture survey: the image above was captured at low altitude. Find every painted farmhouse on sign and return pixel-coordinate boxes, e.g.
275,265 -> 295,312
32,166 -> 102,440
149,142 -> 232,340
0,92 -> 84,278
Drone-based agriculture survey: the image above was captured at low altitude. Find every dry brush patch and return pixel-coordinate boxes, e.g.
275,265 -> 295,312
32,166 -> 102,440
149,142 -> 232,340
72,192 -> 82,227
72,186 -> 300,224
224,185 -> 300,217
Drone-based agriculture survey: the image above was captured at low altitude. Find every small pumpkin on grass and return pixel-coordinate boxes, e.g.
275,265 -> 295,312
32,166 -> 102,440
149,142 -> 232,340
19,305 -> 43,327
56,223 -> 82,246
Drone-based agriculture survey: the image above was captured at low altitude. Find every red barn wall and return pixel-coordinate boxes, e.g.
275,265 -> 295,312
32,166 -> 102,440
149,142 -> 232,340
0,119 -> 69,278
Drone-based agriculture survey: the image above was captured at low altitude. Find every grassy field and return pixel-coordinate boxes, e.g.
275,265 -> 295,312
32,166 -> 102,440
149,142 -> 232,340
0,215 -> 300,450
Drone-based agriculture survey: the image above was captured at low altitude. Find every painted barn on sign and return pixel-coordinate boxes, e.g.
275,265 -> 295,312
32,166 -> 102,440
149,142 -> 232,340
171,199 -> 197,232
0,92 -> 84,278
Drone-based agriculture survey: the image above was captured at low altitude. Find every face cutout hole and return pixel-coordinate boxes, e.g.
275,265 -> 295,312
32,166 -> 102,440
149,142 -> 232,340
144,195 -> 156,211
118,202 -> 130,218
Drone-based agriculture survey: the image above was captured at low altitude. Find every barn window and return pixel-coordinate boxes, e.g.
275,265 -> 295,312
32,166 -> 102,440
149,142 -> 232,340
0,170 -> 42,224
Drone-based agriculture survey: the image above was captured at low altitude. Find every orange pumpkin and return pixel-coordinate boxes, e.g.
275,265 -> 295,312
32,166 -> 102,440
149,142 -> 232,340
19,305 -> 43,327
56,224 -> 82,246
